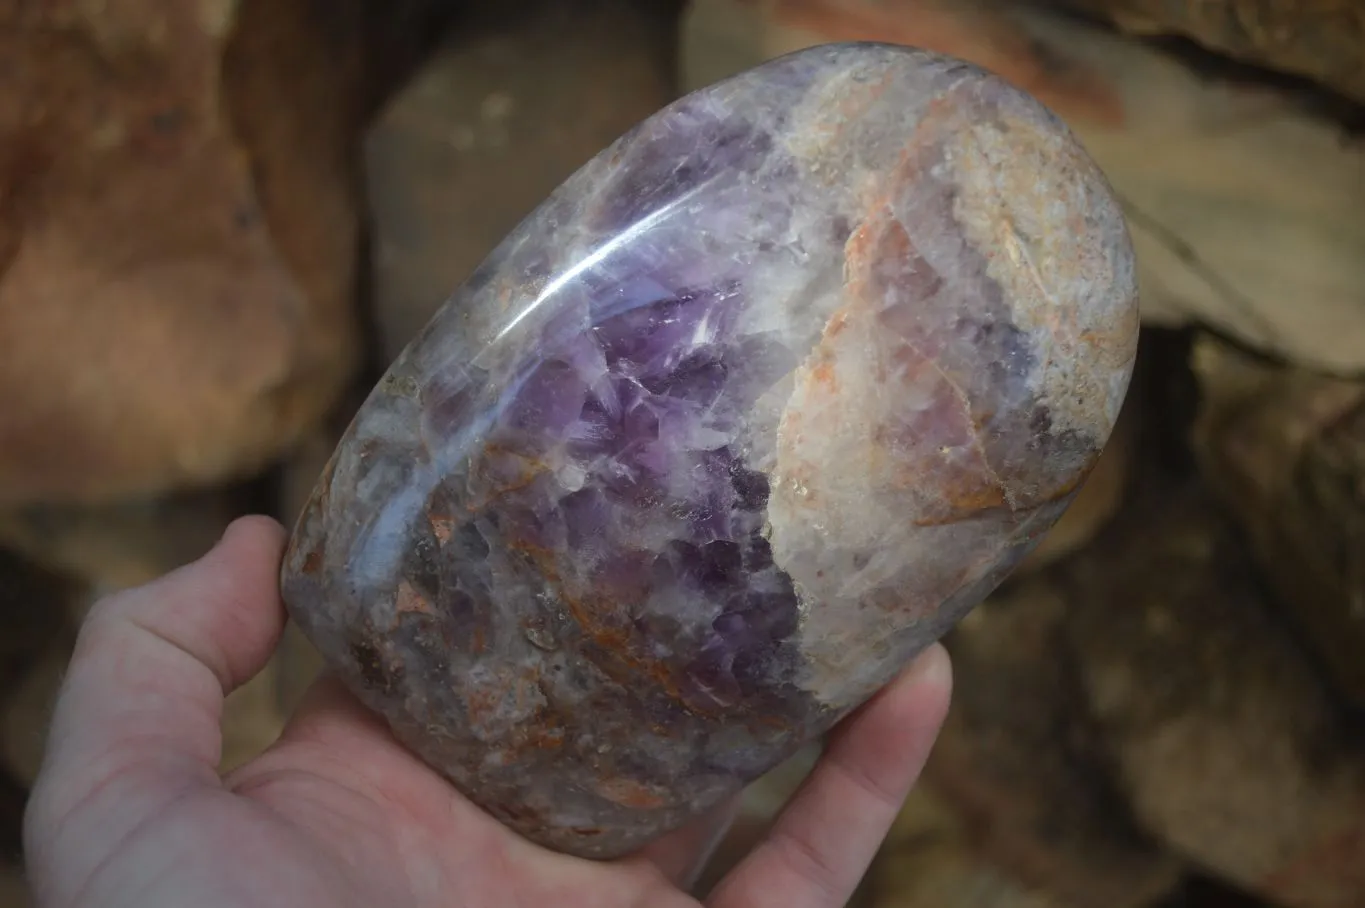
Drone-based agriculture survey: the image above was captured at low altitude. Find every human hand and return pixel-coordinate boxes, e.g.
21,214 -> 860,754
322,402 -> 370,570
23,516 -> 951,908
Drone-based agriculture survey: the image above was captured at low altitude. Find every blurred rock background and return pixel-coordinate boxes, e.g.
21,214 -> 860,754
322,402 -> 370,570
2,0 -> 1363,905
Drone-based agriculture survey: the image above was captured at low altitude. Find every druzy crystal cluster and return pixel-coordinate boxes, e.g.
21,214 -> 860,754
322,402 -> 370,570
281,43 -> 1139,858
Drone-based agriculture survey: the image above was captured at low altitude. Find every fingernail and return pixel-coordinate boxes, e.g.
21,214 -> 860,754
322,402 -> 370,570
215,514 -> 280,549
209,515 -> 254,555
211,519 -> 240,550
910,642 -> 952,689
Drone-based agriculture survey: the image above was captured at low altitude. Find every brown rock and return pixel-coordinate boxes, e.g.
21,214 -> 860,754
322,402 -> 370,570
1055,0 -> 1365,105
924,576 -> 1182,908
699,742 -> 1159,908
0,0 -> 368,507
219,661 -> 286,774
366,0 -> 683,361
273,621 -> 326,717
866,787 -> 1072,908
1191,336 -> 1365,708
682,0 -> 1125,124
0,485 -> 258,598
1061,479 -> 1365,907
680,0 -> 1365,374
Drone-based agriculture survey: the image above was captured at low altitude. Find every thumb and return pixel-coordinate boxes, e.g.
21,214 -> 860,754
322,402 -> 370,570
25,516 -> 288,852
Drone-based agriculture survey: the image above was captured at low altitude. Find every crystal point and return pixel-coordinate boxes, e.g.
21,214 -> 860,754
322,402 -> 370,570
282,43 -> 1139,858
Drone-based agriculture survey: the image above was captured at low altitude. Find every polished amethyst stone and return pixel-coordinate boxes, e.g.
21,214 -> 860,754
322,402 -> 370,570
281,42 -> 1139,858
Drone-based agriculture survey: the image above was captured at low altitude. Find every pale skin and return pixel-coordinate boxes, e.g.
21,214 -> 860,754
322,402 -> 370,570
22,516 -> 952,908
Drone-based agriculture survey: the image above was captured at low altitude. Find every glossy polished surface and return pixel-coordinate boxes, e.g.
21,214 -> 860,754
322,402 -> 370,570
282,43 -> 1139,858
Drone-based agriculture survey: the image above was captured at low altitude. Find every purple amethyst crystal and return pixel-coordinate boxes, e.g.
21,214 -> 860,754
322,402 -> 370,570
281,42 -> 1139,858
